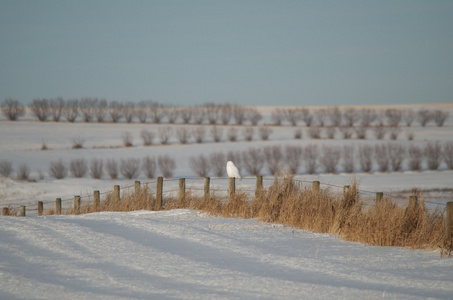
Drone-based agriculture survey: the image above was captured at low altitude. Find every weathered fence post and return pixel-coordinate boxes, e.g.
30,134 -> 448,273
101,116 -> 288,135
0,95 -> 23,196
135,181 -> 141,197
179,178 -> 185,203
204,177 -> 210,201
114,185 -> 120,204
376,192 -> 383,204
155,177 -> 163,210
2,207 -> 8,216
74,196 -> 81,214
20,205 -> 26,217
56,198 -> 61,215
94,190 -> 100,212
228,177 -> 235,201
447,202 -> 453,240
255,175 -> 263,199
312,181 -> 320,194
38,201 -> 43,216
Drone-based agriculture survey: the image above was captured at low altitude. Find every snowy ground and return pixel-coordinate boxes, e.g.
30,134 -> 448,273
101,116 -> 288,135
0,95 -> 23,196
1,209 -> 452,299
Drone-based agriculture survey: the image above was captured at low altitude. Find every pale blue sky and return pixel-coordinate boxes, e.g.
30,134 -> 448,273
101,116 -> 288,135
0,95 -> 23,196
1,0 -> 452,106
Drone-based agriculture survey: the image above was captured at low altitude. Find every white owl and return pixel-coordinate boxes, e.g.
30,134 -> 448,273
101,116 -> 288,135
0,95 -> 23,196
226,161 -> 241,180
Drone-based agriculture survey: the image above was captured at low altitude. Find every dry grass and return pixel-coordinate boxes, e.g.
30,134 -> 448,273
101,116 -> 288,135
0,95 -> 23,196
36,178 -> 452,257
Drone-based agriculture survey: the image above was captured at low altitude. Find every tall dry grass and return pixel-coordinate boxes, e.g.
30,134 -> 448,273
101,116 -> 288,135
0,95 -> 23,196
55,178 -> 451,257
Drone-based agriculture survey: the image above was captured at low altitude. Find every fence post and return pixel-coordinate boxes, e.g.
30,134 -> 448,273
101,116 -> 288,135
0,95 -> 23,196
56,198 -> 61,215
74,196 -> 81,214
38,201 -> 43,216
135,181 -> 141,197
179,178 -> 185,203
20,205 -> 26,217
447,202 -> 453,240
255,175 -> 263,199
229,177 -> 235,201
2,207 -> 8,216
155,177 -> 163,210
94,190 -> 100,212
204,177 -> 210,201
376,192 -> 383,204
114,185 -> 120,204
312,181 -> 320,194
408,195 -> 418,208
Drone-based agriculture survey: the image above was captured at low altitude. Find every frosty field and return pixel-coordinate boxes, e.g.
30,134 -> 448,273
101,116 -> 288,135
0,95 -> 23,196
1,104 -> 453,299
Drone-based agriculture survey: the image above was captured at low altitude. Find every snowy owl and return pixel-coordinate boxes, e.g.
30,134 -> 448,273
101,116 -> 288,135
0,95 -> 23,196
226,161 -> 241,180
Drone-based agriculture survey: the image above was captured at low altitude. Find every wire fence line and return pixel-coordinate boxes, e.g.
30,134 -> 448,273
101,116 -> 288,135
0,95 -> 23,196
1,175 -> 451,217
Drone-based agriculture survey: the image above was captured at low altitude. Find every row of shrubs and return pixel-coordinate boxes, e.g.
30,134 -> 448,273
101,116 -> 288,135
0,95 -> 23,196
2,98 -> 449,127
1,141 -> 452,181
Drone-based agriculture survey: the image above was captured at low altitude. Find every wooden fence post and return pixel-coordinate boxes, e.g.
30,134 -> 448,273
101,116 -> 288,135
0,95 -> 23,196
179,178 -> 185,203
56,198 -> 61,215
312,181 -> 320,194
229,177 -> 235,201
20,205 -> 26,217
255,175 -> 263,199
376,192 -> 383,204
204,177 -> 210,201
74,196 -> 81,214
94,190 -> 100,212
447,202 -> 453,240
2,207 -> 8,216
38,201 -> 43,216
155,177 -> 163,210
135,181 -> 141,197
114,185 -> 120,204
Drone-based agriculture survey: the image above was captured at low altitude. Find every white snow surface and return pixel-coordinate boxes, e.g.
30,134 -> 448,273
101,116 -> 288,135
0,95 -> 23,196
1,209 -> 452,300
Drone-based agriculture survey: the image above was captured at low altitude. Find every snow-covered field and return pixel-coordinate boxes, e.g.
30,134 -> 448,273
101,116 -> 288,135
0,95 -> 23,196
1,104 -> 453,298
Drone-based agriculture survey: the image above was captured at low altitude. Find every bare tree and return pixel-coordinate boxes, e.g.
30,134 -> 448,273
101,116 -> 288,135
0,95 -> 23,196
354,126 -> 367,139
192,106 -> 206,124
360,109 -> 377,127
343,108 -> 360,127
385,108 -> 402,127
1,98 -> 25,121
158,155 -> 176,178
210,126 -> 223,143
285,145 -> 303,174
123,102 -> 135,123
374,144 -> 390,172
227,127 -> 239,142
0,160 -> 13,177
210,152 -> 226,177
406,131 -> 414,141
403,109 -> 415,126
49,97 -> 64,122
90,158 -> 104,179
388,143 -> 405,171
122,131 -> 133,147
259,126 -> 273,140
342,145 -> 355,173
283,108 -> 301,126
94,99 -> 108,122
264,145 -> 283,175
72,136 -> 85,149
375,110 -> 386,126
142,156 -> 157,179
300,108 -> 313,127
314,109 -> 328,127
389,126 -> 401,140
149,101 -> 164,123
79,97 -> 97,122
120,158 -> 140,179
64,99 -> 79,123
417,109 -> 432,127
165,106 -> 179,124
140,129 -> 155,146
247,107 -> 262,125
189,154 -> 211,177
242,148 -> 265,175
219,104 -> 232,125
176,127 -> 191,144
108,101 -> 123,123
328,107 -> 342,127
325,127 -> 336,139
408,145 -> 423,171
303,144 -> 318,174
373,125 -> 387,140
294,128 -> 303,139
29,98 -> 50,121
17,163 -> 30,181
319,145 -> 341,173
308,126 -> 321,139
359,145 -> 373,172
69,158 -> 88,178
432,110 -> 449,127
233,105 -> 247,125
180,107 -> 193,124
158,126 -> 173,145
106,159 -> 118,179
205,103 -> 220,125
48,159 -> 67,179
444,142 -> 453,169
137,101 -> 148,123
339,126 -> 353,139
242,126 -> 254,141
425,142 -> 442,170
192,126 -> 206,143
